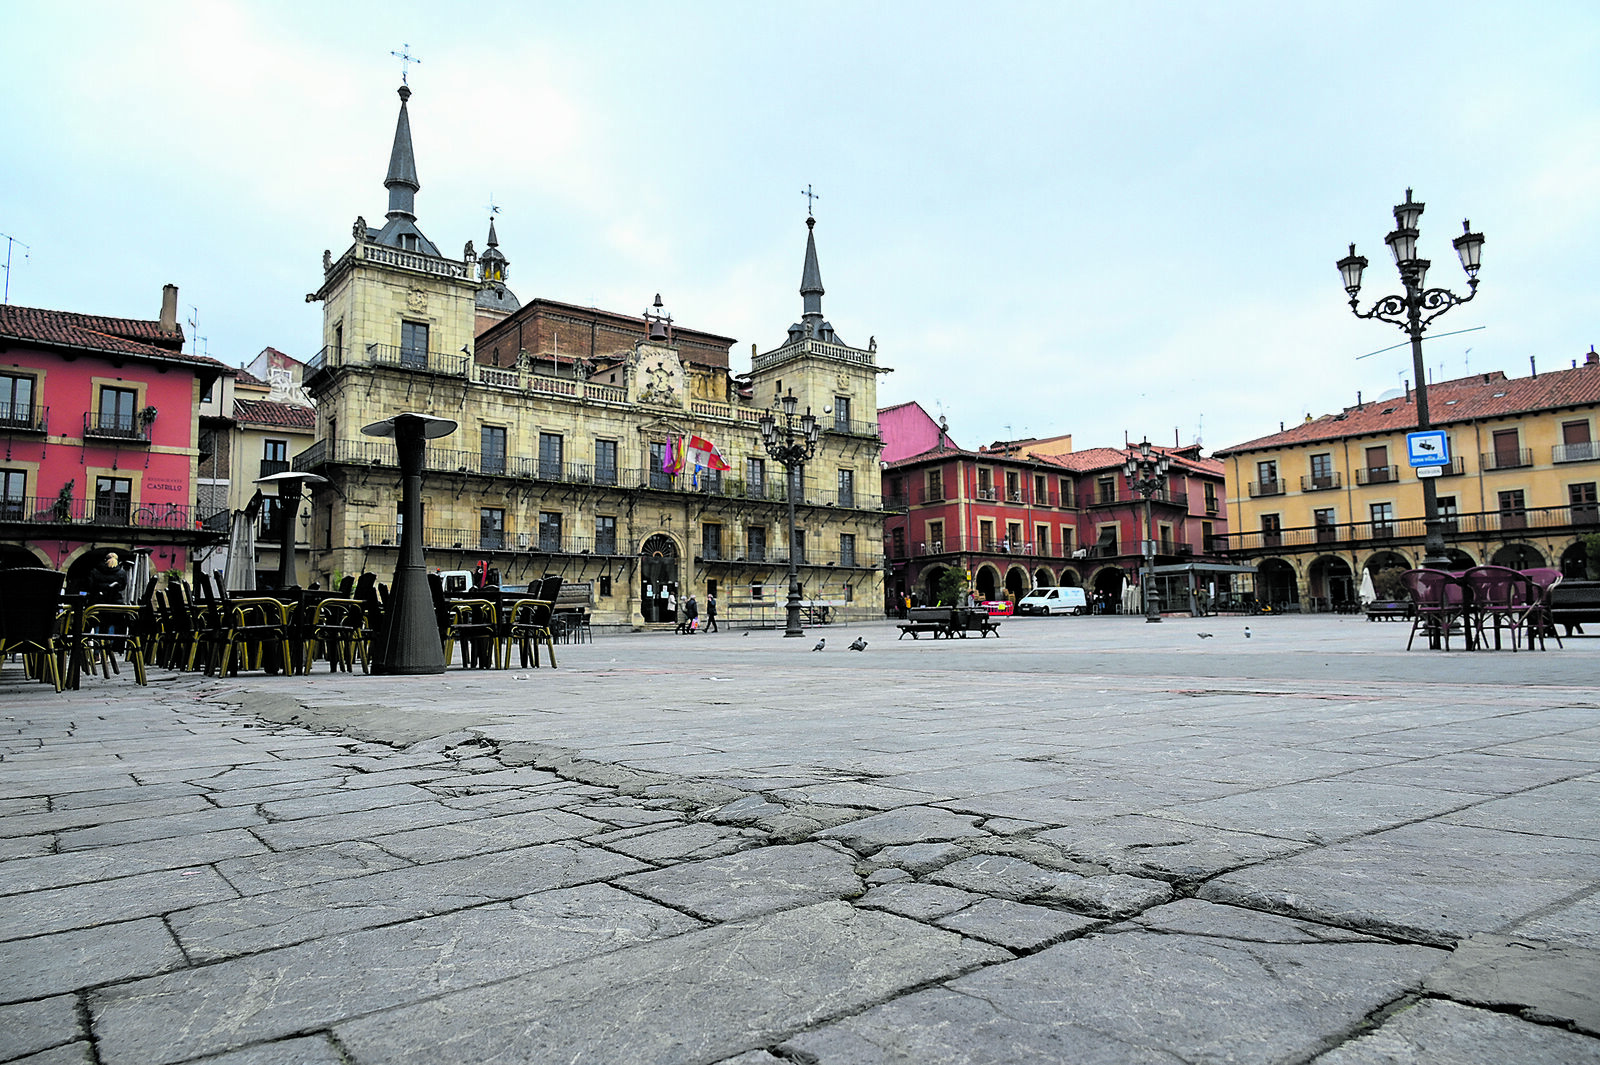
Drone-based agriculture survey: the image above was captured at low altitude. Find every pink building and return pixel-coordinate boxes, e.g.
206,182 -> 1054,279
0,285 -> 229,588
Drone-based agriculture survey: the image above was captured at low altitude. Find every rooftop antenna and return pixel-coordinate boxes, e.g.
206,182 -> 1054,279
391,43 -> 421,85
1,231 -> 29,305
1356,324 -> 1485,360
186,305 -> 208,359
801,183 -> 820,218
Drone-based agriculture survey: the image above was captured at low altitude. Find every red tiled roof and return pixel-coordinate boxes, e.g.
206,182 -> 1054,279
1216,364 -> 1600,455
234,368 -> 270,388
234,398 -> 315,431
885,441 -> 1223,478
0,303 -> 225,370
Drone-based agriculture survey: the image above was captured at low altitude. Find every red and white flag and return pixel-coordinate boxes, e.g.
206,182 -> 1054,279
687,435 -> 732,472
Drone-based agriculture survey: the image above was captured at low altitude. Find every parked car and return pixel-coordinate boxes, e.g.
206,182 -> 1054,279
1016,586 -> 1087,615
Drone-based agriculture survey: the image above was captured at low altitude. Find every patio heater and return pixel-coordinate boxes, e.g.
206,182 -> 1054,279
253,470 -> 328,590
362,412 -> 458,674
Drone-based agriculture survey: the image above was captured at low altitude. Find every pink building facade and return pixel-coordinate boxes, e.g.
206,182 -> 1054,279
0,285 -> 229,587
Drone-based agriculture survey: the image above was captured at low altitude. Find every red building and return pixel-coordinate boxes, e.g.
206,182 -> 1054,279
880,402 -> 1230,612
0,285 -> 228,586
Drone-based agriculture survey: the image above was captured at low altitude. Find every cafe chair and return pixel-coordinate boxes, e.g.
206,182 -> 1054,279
429,572 -> 501,669
1519,568 -> 1564,651
1462,566 -> 1530,651
1401,568 -> 1467,651
304,596 -> 368,673
0,568 -> 68,691
509,575 -> 563,668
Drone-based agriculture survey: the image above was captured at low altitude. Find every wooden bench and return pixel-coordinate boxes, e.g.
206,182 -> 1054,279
1549,580 -> 1600,636
897,606 -> 1002,639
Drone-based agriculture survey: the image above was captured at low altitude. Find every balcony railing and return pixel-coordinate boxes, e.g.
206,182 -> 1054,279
0,403 -> 47,434
1482,449 -> 1533,471
898,532 -> 1203,561
356,523 -> 879,568
1087,487 -> 1190,507
0,495 -> 203,530
259,459 -> 291,479
83,411 -> 151,443
1301,473 -> 1342,492
976,487 -> 997,501
1248,480 -> 1285,498
1553,441 -> 1599,464
1211,501 -> 1600,555
1355,466 -> 1398,486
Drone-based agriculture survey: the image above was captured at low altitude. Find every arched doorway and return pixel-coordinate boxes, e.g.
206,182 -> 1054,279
1560,541 -> 1591,579
1004,566 -> 1027,603
1059,569 -> 1082,587
1491,543 -> 1545,569
921,565 -> 947,606
974,565 -> 999,601
640,534 -> 679,623
1256,558 -> 1299,610
0,544 -> 46,570
1092,567 -> 1125,614
1441,548 -> 1475,572
1307,556 -> 1354,612
1032,567 -> 1055,589
1364,550 -> 1411,576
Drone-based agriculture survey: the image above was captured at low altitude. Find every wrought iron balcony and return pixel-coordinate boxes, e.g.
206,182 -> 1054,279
1301,473 -> 1342,492
1481,449 -> 1533,471
1552,441 -> 1599,464
1355,466 -> 1398,486
0,403 -> 47,434
83,410 -> 151,443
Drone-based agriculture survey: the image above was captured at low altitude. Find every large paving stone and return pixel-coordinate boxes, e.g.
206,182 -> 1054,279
1424,934 -> 1600,1035
256,781 -> 438,820
214,840 -> 415,895
816,805 -> 989,853
370,807 -> 607,862
54,804 -> 267,850
936,898 -> 1099,952
1512,888 -> 1600,949
1337,752 -> 1597,796
249,799 -> 482,850
782,902 -> 1445,1064
90,883 -> 701,1065
1160,779 -> 1479,844
332,901 -> 1011,1064
617,842 -> 862,921
593,821 -> 762,863
0,829 -> 266,896
185,1035 -> 347,1064
929,855 -> 1173,918
0,918 -> 187,1003
0,794 -> 220,839
1314,998 -> 1600,1064
0,994 -> 80,1060
171,841 -> 647,960
1201,821 -> 1600,946
0,866 -> 238,942
857,882 -> 981,921
1441,778 -> 1600,841
1038,815 -> 1310,883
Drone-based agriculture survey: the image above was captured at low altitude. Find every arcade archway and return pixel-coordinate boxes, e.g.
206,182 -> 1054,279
1307,556 -> 1354,611
1092,567 -> 1125,614
1256,558 -> 1299,609
640,534 -> 679,623
1491,543 -> 1545,569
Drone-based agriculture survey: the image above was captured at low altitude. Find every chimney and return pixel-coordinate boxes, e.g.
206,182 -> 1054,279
1588,346 -> 1598,367
1405,379 -> 1411,403
1356,390 -> 1363,409
159,284 -> 179,334
1530,355 -> 1538,379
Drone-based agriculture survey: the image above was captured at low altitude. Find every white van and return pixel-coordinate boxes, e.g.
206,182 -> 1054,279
1016,586 -> 1087,616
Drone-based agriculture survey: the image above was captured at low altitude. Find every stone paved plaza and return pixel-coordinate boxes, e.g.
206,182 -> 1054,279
2,614 -> 1598,1064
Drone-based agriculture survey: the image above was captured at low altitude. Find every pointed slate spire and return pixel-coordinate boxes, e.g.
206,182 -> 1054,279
480,216 -> 509,283
385,85 -> 420,222
800,215 -> 824,322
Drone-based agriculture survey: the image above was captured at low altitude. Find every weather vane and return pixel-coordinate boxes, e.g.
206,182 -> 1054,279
487,196 -> 501,217
801,184 -> 820,218
391,44 -> 421,85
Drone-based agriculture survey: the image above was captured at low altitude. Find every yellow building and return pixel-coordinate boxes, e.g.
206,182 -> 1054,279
296,85 -> 887,628
1214,356 -> 1600,609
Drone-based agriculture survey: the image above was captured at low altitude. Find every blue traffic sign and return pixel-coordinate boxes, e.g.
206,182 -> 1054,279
1407,430 -> 1450,467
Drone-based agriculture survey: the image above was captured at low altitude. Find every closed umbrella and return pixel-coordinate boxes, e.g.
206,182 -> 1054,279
224,492 -> 263,592
1359,568 -> 1376,606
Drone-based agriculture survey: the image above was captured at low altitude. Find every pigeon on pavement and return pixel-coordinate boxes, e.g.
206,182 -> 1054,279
1196,633 -> 1214,639
849,637 -> 867,651
1244,627 -> 1252,638
812,638 -> 826,651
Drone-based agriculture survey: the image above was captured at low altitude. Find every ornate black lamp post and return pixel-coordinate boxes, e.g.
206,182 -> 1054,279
362,412 -> 458,674
1124,439 -> 1172,623
1338,189 -> 1484,567
758,389 -> 819,637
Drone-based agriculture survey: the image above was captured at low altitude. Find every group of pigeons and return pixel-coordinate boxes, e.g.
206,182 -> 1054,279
812,637 -> 868,651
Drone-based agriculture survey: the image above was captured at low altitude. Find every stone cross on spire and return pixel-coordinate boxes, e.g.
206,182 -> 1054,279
801,183 -> 821,218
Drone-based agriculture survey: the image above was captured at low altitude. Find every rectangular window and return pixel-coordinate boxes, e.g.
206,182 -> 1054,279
599,575 -> 613,597
1571,482 -> 1599,524
1498,489 -> 1527,530
400,321 -> 429,367
0,469 -> 25,520
927,468 -> 943,501
750,583 -> 765,601
1006,522 -> 1022,551
927,520 -> 944,553
1095,524 -> 1118,556
1370,501 -> 1395,537
1314,507 -> 1337,543
538,432 -> 564,479
98,386 -> 138,434
1060,479 -> 1074,508
979,519 -> 995,551
480,508 -> 505,550
1261,513 -> 1282,547
1035,524 -> 1050,555
837,469 -> 854,508
95,476 -> 131,525
1310,452 -> 1334,489
1097,476 -> 1116,504
1005,471 -> 1021,503
595,439 -> 618,485
1035,475 -> 1049,505
891,527 -> 906,557
1061,525 -> 1075,555
839,533 -> 856,567
1257,460 -> 1279,492
1201,520 -> 1215,551
261,439 -> 289,479
1158,523 -> 1174,554
834,395 -> 851,432
1361,445 -> 1393,484
538,511 -> 563,552
746,526 -> 766,562
977,467 -> 994,500
259,496 -> 286,539
596,515 -> 618,555
1435,494 -> 1459,533
1492,428 -> 1521,469
651,442 -> 672,490
702,523 -> 723,560
747,457 -> 766,498
792,528 -> 806,564
1558,421 -> 1596,463
0,373 -> 36,429
1204,482 -> 1217,512
482,426 -> 507,475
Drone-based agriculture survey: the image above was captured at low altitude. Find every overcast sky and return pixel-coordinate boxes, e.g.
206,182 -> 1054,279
3,1 -> 1595,455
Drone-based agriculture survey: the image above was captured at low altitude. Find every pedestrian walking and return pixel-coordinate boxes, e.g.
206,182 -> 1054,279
684,595 -> 700,634
706,592 -> 719,633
